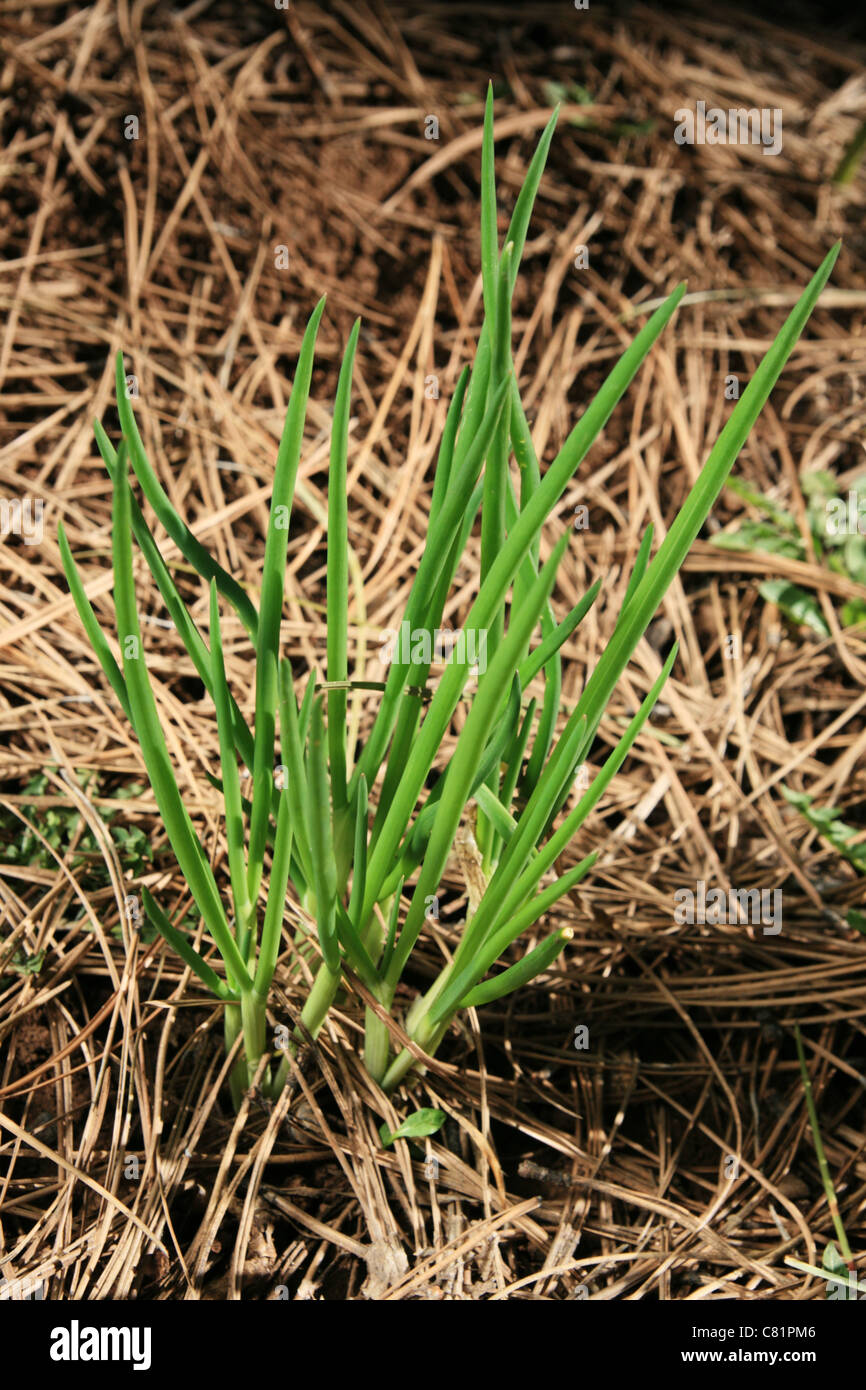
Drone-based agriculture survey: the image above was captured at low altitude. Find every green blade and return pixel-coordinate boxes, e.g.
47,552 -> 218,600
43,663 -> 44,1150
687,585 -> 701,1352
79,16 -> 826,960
277,659 -> 314,888
428,366 -> 470,523
379,881 -> 403,979
111,447 -> 251,992
620,523 -> 654,615
565,244 -> 839,753
376,681 -> 523,901
490,645 -> 679,944
335,901 -> 380,993
457,927 -> 573,1010
481,242 -> 513,639
373,473 -> 484,827
476,242 -> 514,869
113,363 -> 259,639
347,773 -> 369,925
254,782 -> 294,998
142,887 -> 238,1003
364,284 -> 687,892
445,96 -> 559,488
57,521 -> 132,724
248,298 -> 326,899
507,385 -> 559,797
480,83 -> 499,329
473,781 -> 534,854
306,694 -> 340,974
209,581 -> 253,956
500,695 -> 537,812
327,319 -> 360,813
431,854 -> 596,1024
382,532 -> 570,986
101,424 -> 259,776
350,374 -> 511,803
501,105 -> 559,298
517,579 -> 601,689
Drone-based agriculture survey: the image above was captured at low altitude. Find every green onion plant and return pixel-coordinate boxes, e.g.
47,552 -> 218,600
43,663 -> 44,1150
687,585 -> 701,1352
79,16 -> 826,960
59,91 -> 839,1108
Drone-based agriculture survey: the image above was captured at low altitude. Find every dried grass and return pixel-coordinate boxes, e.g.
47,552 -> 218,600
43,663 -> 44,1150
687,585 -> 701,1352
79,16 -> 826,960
1,1 -> 865,1299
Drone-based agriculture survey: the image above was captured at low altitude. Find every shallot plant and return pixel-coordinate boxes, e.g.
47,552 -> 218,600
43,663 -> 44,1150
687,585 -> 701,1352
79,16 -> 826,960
59,92 -> 838,1108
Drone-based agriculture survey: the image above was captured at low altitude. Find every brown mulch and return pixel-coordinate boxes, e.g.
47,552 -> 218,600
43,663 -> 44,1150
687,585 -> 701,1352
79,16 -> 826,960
1,1 -> 865,1299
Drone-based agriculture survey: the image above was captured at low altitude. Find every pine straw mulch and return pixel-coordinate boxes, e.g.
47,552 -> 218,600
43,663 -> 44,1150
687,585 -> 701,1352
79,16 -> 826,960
1,1 -> 866,1300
